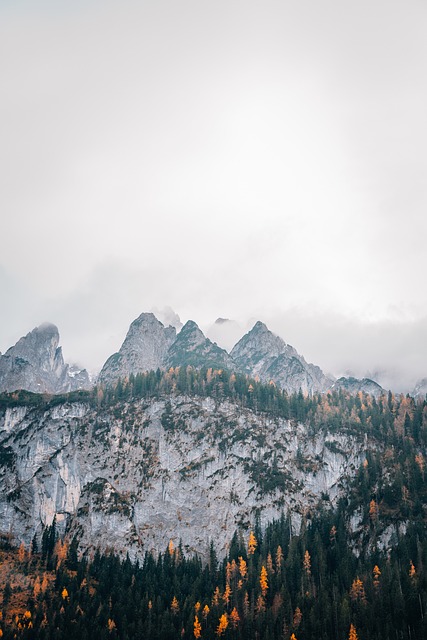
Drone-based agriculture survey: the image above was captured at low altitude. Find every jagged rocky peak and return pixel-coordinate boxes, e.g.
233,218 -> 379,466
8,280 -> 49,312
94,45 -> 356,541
332,376 -> 384,398
231,321 -> 333,394
412,378 -> 427,400
0,323 -> 90,394
231,321 -> 289,374
167,320 -> 234,370
98,312 -> 176,384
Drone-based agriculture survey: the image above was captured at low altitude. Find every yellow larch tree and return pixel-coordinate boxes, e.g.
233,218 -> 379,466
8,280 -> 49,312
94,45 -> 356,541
238,556 -> 248,579
55,539 -> 68,569
373,565 -> 381,590
255,595 -> 265,615
202,605 -> 210,620
216,613 -> 228,636
369,499 -> 379,523
348,623 -> 358,640
171,596 -> 180,615
168,539 -> 175,556
223,583 -> 232,607
350,577 -> 366,603
212,587 -> 221,607
61,587 -> 69,601
194,602 -> 201,614
41,573 -> 49,593
33,576 -> 41,599
194,615 -> 202,638
303,550 -> 311,577
248,531 -> 257,555
275,545 -> 284,570
409,560 -> 416,580
18,542 -> 26,563
260,565 -> 268,597
230,607 -> 240,629
107,619 -> 116,632
290,635 -> 298,640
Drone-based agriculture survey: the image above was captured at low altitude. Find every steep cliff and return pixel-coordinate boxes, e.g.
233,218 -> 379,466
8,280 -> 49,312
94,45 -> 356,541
0,394 -> 366,560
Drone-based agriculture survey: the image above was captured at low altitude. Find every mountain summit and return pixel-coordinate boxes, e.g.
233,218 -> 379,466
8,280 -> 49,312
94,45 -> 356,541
98,313 -> 176,385
0,323 -> 89,394
167,320 -> 234,370
231,321 -> 333,394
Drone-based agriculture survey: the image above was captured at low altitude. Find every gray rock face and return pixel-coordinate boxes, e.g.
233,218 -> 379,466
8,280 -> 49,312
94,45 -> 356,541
167,320 -> 234,370
332,376 -> 384,398
0,395 -> 366,560
0,324 -> 90,394
231,321 -> 333,394
412,378 -> 427,400
98,313 -> 176,384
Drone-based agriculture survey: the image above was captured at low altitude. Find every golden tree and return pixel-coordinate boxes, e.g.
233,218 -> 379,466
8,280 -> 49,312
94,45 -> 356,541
290,635 -> 298,640
33,576 -> 41,599
216,613 -> 228,636
18,542 -> 26,563
168,539 -> 175,556
348,623 -> 358,640
202,605 -> 210,620
303,550 -> 311,577
275,545 -> 284,570
369,499 -> 379,523
171,596 -> 180,615
212,587 -> 221,606
373,565 -> 381,590
267,552 -> 275,574
194,602 -> 201,614
255,595 -> 265,615
238,556 -> 248,579
223,583 -> 232,606
248,531 -> 257,555
41,574 -> 49,593
194,615 -> 202,638
260,565 -> 268,597
409,560 -> 416,580
225,562 -> 232,583
61,587 -> 69,601
107,619 -> 116,632
350,578 -> 366,603
230,607 -> 240,629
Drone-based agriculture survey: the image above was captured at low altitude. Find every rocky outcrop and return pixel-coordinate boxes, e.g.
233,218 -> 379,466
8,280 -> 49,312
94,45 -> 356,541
98,313 -> 176,385
230,321 -> 333,394
0,395 -> 366,560
412,378 -> 427,400
0,324 -> 90,394
166,320 -> 234,370
332,376 -> 384,398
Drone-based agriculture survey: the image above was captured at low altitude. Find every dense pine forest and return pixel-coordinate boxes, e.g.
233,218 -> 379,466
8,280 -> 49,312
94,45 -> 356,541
1,368 -> 427,639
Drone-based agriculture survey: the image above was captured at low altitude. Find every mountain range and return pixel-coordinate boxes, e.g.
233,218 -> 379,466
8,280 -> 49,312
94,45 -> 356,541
1,311 -> 425,399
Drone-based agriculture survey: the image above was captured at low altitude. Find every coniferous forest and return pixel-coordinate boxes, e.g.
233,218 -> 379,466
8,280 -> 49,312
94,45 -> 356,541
0,368 -> 427,639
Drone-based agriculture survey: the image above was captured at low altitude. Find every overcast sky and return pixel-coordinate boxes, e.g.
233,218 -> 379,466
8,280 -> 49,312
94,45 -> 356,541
1,0 -> 426,391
